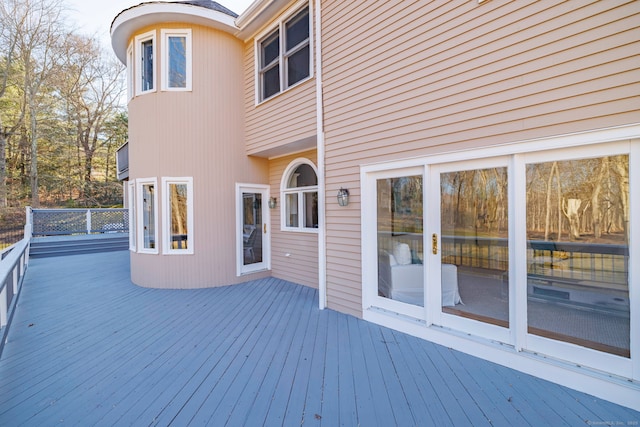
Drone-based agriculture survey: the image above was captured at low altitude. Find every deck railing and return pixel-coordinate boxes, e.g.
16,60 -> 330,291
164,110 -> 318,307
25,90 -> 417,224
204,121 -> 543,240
378,232 -> 629,286
0,219 -> 31,356
30,208 -> 129,236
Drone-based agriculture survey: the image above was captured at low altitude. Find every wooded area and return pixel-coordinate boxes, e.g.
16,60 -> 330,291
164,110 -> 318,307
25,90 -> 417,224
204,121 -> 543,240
0,0 -> 126,217
526,155 -> 629,244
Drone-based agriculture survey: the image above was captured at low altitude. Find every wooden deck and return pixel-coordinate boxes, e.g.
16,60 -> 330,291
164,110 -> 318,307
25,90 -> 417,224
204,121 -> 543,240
0,251 -> 638,426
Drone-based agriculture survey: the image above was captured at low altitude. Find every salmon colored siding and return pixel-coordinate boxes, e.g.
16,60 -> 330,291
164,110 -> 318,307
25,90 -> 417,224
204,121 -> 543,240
320,0 -> 640,315
242,4 -> 317,157
268,150 -> 319,288
128,24 -> 270,288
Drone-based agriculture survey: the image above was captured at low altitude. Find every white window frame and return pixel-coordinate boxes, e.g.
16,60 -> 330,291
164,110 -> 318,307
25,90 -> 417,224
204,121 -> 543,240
136,177 -> 159,254
254,1 -> 313,104
128,180 -> 136,251
126,42 -> 134,101
162,177 -> 194,255
361,125 -> 640,385
280,158 -> 319,233
161,29 -> 192,92
135,30 -> 156,96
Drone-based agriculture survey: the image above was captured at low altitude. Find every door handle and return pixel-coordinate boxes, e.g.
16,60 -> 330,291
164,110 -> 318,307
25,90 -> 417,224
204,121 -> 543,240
432,233 -> 438,255
264,223 -> 267,234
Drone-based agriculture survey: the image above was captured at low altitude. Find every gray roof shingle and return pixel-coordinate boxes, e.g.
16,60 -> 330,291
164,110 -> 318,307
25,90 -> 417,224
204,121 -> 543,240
174,0 -> 238,18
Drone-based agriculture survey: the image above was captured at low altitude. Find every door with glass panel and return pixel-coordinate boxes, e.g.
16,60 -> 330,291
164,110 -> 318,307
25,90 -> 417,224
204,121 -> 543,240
524,153 -> 630,366
431,159 -> 511,342
374,168 -> 426,319
238,185 -> 269,275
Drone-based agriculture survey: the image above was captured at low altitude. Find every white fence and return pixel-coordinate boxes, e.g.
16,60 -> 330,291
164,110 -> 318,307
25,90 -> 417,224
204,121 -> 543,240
0,220 -> 31,356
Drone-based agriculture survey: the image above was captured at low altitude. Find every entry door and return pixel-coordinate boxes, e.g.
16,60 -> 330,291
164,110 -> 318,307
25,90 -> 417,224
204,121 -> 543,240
237,185 -> 270,275
429,158 -> 512,343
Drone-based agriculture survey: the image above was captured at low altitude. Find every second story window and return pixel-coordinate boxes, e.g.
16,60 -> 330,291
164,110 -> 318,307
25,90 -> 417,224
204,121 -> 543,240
257,4 -> 310,102
162,29 -> 192,91
135,30 -> 156,95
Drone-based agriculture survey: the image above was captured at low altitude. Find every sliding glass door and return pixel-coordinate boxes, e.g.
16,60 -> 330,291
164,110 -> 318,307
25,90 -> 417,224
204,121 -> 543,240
431,158 -> 511,343
363,138 -> 636,378
524,153 -> 630,361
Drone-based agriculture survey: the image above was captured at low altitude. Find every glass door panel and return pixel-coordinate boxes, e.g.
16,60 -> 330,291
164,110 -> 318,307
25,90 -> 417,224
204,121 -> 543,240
238,185 -> 269,275
440,167 -> 509,328
525,155 -> 630,357
376,175 -> 424,307
243,192 -> 263,265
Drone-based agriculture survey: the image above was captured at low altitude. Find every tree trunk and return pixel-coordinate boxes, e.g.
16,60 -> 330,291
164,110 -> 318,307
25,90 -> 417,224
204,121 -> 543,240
612,157 -> 630,244
0,129 -> 6,208
544,162 -> 557,241
591,157 -> 608,238
29,101 -> 39,207
562,198 -> 581,240
555,163 -> 562,241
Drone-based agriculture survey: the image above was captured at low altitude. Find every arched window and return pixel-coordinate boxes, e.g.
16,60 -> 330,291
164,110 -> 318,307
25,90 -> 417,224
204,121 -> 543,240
281,159 -> 318,231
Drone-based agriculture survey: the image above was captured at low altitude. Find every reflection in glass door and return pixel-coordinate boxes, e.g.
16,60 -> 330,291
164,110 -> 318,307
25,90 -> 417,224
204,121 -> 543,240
238,185 -> 269,275
525,155 -> 630,357
376,174 -> 424,307
439,166 -> 510,328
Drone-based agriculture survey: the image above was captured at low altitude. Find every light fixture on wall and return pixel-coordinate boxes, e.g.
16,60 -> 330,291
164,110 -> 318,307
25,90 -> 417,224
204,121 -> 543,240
268,197 -> 277,209
337,188 -> 350,207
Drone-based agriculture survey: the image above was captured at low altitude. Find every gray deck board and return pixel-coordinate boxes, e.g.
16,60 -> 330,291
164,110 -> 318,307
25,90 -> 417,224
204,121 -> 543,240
0,251 -> 638,426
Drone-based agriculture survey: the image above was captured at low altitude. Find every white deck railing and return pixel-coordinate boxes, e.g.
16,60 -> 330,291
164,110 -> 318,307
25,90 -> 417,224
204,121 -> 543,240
0,218 -> 31,355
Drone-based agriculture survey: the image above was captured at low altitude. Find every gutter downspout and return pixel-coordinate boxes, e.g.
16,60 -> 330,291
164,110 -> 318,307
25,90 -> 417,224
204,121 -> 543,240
315,0 -> 327,310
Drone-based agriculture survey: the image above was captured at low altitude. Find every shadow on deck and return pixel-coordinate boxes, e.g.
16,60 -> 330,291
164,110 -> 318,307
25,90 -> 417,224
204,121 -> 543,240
0,251 -> 638,425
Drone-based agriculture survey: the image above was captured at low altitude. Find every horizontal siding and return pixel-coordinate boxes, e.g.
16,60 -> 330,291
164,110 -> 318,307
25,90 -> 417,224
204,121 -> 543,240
269,151 -> 319,288
243,13 -> 318,156
320,0 -> 640,316
128,24 -> 270,288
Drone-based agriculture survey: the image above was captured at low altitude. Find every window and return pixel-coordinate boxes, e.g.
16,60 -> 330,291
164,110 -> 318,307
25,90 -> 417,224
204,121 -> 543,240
128,180 -> 136,251
257,4 -> 311,102
135,31 -> 156,95
281,160 -> 318,231
126,43 -> 134,100
162,177 -> 194,254
137,178 -> 158,254
161,29 -> 192,91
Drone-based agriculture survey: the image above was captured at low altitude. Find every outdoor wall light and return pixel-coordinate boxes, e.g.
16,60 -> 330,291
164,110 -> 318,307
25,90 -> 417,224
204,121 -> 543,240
337,188 -> 350,207
268,197 -> 277,209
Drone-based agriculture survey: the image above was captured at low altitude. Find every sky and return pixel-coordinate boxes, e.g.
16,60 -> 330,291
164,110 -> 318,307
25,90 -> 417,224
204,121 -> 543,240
66,0 -> 255,50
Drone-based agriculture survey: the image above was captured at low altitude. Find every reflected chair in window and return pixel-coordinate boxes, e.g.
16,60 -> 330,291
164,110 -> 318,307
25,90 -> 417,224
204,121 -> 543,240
243,228 -> 257,263
442,264 -> 462,306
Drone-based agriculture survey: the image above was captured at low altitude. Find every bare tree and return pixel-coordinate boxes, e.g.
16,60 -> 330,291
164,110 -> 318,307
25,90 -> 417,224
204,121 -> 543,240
0,0 -> 27,207
57,34 -> 125,203
6,0 -> 68,206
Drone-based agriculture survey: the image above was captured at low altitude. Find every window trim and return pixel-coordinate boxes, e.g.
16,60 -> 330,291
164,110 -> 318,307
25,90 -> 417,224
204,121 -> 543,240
126,42 -> 134,101
128,180 -> 136,252
254,1 -> 313,104
161,29 -> 192,92
280,158 -> 319,233
136,177 -> 159,254
134,30 -> 156,96
161,177 -> 194,255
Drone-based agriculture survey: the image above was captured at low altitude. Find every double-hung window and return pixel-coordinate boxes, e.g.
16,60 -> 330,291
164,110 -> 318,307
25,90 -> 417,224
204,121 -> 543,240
137,178 -> 158,254
162,177 -> 194,254
257,4 -> 311,102
135,30 -> 156,95
161,29 -> 192,91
